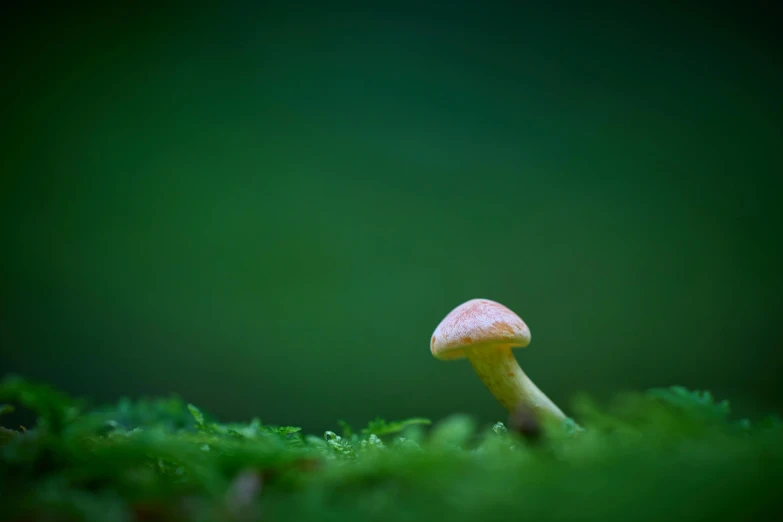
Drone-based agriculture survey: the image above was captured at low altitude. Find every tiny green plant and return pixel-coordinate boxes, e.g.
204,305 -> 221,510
1,374 -> 781,522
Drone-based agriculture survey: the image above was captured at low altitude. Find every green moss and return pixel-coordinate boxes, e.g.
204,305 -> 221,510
1,374 -> 781,521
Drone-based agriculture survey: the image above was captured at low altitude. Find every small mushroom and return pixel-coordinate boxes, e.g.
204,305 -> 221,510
430,298 -> 566,425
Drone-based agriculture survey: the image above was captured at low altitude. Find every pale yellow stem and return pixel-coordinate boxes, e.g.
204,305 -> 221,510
466,345 -> 566,424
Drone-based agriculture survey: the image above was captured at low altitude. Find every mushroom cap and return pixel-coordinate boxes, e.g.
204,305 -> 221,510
430,298 -> 531,360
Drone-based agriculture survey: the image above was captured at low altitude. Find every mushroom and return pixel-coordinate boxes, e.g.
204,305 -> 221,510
430,298 -> 566,425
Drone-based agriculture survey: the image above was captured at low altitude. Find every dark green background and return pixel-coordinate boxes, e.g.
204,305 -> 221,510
2,3 -> 781,432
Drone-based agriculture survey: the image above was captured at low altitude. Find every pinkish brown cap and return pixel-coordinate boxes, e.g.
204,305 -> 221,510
430,298 -> 531,360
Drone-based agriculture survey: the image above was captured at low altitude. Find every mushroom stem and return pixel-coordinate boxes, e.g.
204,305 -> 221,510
466,345 -> 566,424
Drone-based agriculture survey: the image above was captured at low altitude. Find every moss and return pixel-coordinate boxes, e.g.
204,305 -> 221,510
1,375 -> 781,521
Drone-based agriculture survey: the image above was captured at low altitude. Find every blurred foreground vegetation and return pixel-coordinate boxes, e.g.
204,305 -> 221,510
1,375 -> 781,521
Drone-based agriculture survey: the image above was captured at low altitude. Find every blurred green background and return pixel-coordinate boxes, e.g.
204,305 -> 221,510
1,3 -> 781,432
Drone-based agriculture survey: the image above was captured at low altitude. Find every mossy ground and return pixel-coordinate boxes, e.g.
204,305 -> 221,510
1,375 -> 781,521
